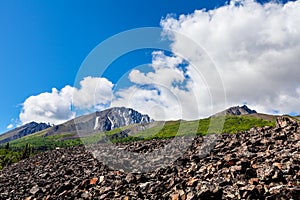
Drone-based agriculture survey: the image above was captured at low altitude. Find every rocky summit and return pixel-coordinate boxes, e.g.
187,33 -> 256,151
0,117 -> 299,199
213,105 -> 257,117
92,107 -> 151,132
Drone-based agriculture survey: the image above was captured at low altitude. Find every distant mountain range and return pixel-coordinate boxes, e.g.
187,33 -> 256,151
0,107 -> 151,144
0,105 -> 287,145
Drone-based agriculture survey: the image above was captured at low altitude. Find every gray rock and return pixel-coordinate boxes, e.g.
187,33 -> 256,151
125,173 -> 136,184
29,185 -> 40,195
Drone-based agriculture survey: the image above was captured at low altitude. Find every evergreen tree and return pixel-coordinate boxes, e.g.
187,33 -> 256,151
21,144 -> 31,160
5,142 -> 9,150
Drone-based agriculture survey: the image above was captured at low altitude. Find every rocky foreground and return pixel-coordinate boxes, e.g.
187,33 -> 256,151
0,117 -> 299,199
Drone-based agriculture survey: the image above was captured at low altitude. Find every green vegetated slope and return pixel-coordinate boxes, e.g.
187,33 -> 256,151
0,143 -> 34,170
7,124 -> 140,149
9,133 -> 82,150
118,115 -> 275,142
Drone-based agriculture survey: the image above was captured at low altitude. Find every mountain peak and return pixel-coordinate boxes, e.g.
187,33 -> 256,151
92,107 -> 151,131
213,105 -> 257,117
45,107 -> 152,137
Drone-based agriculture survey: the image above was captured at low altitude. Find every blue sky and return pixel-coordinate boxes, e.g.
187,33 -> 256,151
0,0 -> 230,133
0,0 -> 298,133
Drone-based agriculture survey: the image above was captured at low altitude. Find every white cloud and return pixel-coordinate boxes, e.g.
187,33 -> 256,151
6,124 -> 13,129
112,51 -> 207,120
158,0 -> 300,115
129,51 -> 185,87
20,77 -> 114,125
73,76 -> 114,110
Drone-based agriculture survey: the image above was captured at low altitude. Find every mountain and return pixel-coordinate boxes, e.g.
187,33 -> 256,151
0,122 -> 51,144
213,105 -> 257,117
45,107 -> 151,137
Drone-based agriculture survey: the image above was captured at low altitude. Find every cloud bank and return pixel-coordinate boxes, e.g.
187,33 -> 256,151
159,0 -> 300,115
19,0 -> 300,125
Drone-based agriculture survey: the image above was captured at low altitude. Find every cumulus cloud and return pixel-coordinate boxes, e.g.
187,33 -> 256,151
20,77 -> 114,125
6,124 -> 13,129
128,51 -> 185,87
73,76 -> 114,110
158,0 -> 300,115
112,51 -> 206,120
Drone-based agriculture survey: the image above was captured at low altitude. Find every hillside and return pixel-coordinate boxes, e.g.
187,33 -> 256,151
0,116 -> 299,199
5,115 -> 275,150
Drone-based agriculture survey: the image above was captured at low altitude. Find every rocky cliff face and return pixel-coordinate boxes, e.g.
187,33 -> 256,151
93,107 -> 151,132
0,122 -> 51,144
46,107 -> 151,136
1,117 -> 299,199
213,105 -> 257,117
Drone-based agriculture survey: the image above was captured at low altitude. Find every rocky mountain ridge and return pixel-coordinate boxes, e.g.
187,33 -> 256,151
0,116 -> 299,199
213,105 -> 257,117
0,122 -> 51,144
